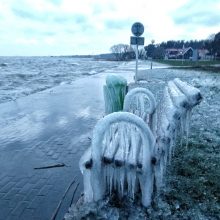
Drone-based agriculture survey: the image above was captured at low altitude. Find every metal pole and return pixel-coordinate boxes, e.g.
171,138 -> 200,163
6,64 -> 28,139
135,44 -> 138,83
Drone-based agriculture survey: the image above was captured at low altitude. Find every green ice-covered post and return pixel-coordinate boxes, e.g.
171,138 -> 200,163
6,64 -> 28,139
103,75 -> 127,114
130,22 -> 145,83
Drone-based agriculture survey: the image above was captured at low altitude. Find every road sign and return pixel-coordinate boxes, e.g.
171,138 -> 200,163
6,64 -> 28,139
130,36 -> 145,45
131,22 -> 144,37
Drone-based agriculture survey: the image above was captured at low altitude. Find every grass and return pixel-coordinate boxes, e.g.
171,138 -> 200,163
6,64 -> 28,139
154,59 -> 220,66
154,60 -> 220,73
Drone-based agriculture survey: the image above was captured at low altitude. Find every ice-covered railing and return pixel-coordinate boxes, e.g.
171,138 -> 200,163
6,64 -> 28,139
79,112 -> 156,207
78,77 -> 202,210
123,88 -> 157,134
154,78 -> 202,190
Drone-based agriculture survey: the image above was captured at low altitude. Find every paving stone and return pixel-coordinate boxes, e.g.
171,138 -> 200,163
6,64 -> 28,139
15,178 -> 29,188
11,201 -> 29,217
9,194 -> 25,208
33,179 -> 47,190
0,207 -> 13,220
19,208 -> 35,220
0,193 -> 6,199
37,185 -> 53,196
0,182 -> 17,193
3,188 -> 20,200
0,176 -> 13,188
0,199 -> 10,209
24,189 -> 40,202
28,175 -> 41,184
28,196 -> 45,209
19,183 -> 35,195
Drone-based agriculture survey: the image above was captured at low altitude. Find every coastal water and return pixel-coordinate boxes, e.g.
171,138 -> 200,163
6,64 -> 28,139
0,56 -> 121,103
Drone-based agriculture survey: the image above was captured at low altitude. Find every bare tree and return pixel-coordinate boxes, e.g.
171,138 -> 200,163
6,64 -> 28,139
110,44 -> 134,61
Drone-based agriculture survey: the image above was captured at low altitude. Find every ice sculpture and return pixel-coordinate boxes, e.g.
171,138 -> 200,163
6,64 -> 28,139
103,75 -> 127,114
123,88 -> 157,133
79,112 -> 156,207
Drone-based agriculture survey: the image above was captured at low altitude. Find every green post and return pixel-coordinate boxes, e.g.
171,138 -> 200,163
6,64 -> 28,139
103,75 -> 127,114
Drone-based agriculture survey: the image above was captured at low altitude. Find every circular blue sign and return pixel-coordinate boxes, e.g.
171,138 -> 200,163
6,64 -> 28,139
131,22 -> 144,37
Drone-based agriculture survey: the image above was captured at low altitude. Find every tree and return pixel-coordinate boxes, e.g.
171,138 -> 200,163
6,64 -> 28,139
214,32 -> 220,58
110,44 -> 134,61
144,40 -> 155,58
152,46 -> 165,59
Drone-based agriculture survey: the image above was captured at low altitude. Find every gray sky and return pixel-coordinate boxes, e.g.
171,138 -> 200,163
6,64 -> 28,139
0,0 -> 219,56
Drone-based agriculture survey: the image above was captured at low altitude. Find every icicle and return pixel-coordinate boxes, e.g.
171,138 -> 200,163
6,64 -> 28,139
119,167 -> 125,198
103,126 -> 120,164
127,129 -> 140,168
185,109 -> 192,148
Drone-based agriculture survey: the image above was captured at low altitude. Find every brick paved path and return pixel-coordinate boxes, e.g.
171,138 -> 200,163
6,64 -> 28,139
0,77 -> 105,220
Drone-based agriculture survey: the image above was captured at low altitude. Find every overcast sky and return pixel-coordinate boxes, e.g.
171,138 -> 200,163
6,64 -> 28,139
0,0 -> 219,56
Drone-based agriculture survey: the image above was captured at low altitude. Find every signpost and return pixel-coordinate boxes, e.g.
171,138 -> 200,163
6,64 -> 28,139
130,22 -> 145,83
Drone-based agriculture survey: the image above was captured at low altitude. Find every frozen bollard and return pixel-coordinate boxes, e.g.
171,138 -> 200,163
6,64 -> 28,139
103,75 -> 127,114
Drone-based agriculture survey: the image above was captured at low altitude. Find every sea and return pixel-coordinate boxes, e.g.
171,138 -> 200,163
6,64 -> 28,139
0,56 -> 122,104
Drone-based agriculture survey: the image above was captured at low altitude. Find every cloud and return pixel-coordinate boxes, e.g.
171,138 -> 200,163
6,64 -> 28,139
173,0 -> 220,27
0,0 -> 220,55
104,19 -> 132,30
12,7 -> 48,21
53,14 -> 87,24
174,11 -> 220,27
49,0 -> 63,6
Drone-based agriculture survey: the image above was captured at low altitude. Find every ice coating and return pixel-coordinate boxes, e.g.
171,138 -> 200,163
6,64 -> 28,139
123,88 -> 157,133
79,77 -> 202,210
168,81 -> 188,109
106,74 -> 127,87
79,148 -> 93,202
163,86 -> 181,123
173,78 -> 202,107
104,75 -> 127,114
80,112 -> 155,207
153,78 -> 202,192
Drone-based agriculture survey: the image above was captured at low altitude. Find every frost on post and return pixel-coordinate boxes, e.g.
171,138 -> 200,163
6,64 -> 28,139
103,75 -> 127,114
79,112 -> 156,207
123,88 -> 157,133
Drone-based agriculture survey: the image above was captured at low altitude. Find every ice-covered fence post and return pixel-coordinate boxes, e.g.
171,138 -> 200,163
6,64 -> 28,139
103,75 -> 127,114
123,87 -> 157,133
79,112 -> 156,207
154,78 -> 202,192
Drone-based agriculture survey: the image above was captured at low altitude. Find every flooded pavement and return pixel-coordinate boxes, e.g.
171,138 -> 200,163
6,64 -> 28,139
0,75 -> 108,220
